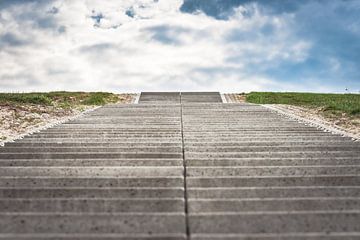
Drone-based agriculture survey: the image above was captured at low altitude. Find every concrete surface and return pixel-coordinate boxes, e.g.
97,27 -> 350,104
0,92 -> 359,239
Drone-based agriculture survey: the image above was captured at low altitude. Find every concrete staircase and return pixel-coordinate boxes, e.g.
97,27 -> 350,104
0,92 -> 359,239
0,100 -> 186,239
182,102 -> 360,239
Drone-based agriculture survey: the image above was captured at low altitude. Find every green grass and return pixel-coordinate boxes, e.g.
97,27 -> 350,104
0,92 -> 120,107
246,92 -> 360,116
0,93 -> 52,105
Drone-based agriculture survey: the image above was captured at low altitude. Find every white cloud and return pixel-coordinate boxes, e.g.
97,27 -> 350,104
0,0 -> 316,92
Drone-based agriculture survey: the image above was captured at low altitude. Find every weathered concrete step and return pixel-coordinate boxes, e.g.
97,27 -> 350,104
139,92 -> 181,102
183,128 -> 321,131
66,119 -> 180,122
5,158 -> 358,167
185,146 -> 360,152
39,130 -> 182,134
182,114 -> 284,117
68,120 -> 181,124
187,176 -> 360,187
60,121 -> 181,124
4,142 -> 181,147
186,152 -> 360,158
182,111 -> 282,114
87,109 -> 180,112
184,136 -> 351,142
183,122 -> 301,126
190,232 -> 360,240
186,166 -> 360,177
0,177 -> 183,188
0,167 -> 183,177
63,126 -> 181,130
188,211 -> 360,234
0,198 -> 184,213
139,101 -> 180,104
185,125 -> 312,128
181,92 -> 222,103
0,147 -> 182,153
184,112 -> 266,115
187,187 -> 360,198
25,134 -> 182,138
56,121 -> 182,124
16,138 -> 182,143
186,127 -> 325,131
35,128 -> 181,131
81,109 -> 183,112
186,158 -> 360,166
182,115 -> 293,118
19,136 -> 183,140
42,128 -> 182,131
184,133 -> 336,137
181,100 -> 222,103
190,233 -> 360,239
81,114 -> 180,117
183,142 -> 360,147
0,188 -> 183,198
0,233 -> 186,240
89,113 -> 180,116
43,125 -> 182,128
0,153 -> 182,159
184,136 -> 350,141
185,136 -> 344,141
23,136 -> 182,140
183,119 -> 293,123
183,131 -> 334,135
75,108 -> 179,111
183,106 -> 267,109
0,159 -> 183,167
0,213 -> 186,234
184,115 -> 284,117
183,114 -> 279,116
188,198 -> 360,212
138,101 -> 181,104
65,119 -> 176,123
36,126 -> 181,130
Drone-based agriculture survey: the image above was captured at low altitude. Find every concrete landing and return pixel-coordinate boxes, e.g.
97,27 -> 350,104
0,92 -> 359,239
139,92 -> 223,103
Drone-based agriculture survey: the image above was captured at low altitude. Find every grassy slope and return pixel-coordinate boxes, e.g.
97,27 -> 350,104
0,92 -> 121,108
0,92 -> 132,142
246,92 -> 360,116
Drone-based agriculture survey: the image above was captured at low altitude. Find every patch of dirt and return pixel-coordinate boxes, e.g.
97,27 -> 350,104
0,104 -> 92,146
116,94 -> 137,104
0,94 -> 136,146
224,93 -> 246,103
268,104 -> 360,140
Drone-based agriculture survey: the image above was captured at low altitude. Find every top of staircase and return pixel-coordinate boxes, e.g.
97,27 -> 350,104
138,92 -> 223,103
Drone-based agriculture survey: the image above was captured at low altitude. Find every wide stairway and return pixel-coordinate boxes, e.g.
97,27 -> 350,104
0,92 -> 359,239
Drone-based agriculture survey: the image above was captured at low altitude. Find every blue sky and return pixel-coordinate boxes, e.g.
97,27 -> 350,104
0,0 -> 359,93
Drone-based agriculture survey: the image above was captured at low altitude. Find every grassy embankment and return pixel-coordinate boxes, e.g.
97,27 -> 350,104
246,92 -> 360,117
0,92 -> 122,108
0,92 -> 131,142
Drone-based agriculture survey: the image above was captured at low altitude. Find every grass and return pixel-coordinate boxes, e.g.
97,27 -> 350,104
246,92 -> 360,116
0,93 -> 52,105
0,92 -> 121,108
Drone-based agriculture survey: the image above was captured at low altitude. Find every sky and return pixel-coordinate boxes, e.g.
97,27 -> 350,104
0,0 -> 359,93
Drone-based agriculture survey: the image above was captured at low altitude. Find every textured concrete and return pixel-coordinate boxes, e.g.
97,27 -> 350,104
0,102 -> 186,239
1,92 -> 359,239
183,102 -> 360,239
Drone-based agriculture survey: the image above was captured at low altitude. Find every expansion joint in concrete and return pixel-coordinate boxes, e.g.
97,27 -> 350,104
180,93 -> 190,239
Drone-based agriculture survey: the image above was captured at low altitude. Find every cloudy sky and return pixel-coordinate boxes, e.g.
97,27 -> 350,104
0,0 -> 359,93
